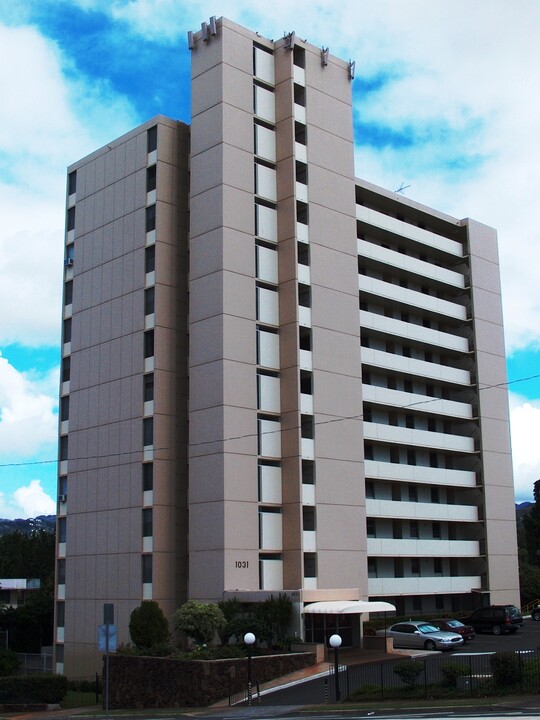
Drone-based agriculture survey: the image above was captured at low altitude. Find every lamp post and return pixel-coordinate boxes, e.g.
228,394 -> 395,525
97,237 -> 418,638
243,632 -> 256,706
329,633 -> 342,702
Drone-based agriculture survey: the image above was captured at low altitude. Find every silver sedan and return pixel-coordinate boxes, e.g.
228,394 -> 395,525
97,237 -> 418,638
376,621 -> 464,651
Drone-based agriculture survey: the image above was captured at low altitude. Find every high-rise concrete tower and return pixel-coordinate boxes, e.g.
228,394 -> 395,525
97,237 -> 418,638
55,17 -> 519,676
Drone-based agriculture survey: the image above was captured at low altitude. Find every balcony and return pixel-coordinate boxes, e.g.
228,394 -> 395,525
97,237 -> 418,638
364,460 -> 477,487
356,204 -> 463,257
366,498 -> 479,522
368,575 -> 482,596
363,422 -> 476,453
303,530 -> 317,552
358,276 -> 467,321
362,385 -> 472,420
301,393 -> 313,414
299,349 -> 313,371
360,348 -> 471,386
360,311 -> 469,353
357,239 -> 466,289
298,306 -> 312,327
367,538 -> 480,557
301,437 -> 315,459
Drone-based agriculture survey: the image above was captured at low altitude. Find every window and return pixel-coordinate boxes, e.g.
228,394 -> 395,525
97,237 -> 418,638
410,521 -> 419,539
142,555 -> 152,583
144,330 -> 154,358
143,418 -> 153,447
301,415 -> 314,439
368,558 -> 377,577
304,553 -> 316,577
146,165 -> 156,193
143,374 -> 154,402
431,486 -> 440,502
302,507 -> 316,531
408,485 -> 418,502
405,414 -> 414,429
364,407 -> 372,423
56,602 -> 65,627
366,518 -> 376,537
147,126 -> 157,153
61,357 -> 71,383
67,207 -> 75,232
63,318 -> 72,344
145,205 -> 156,232
59,475 -> 67,496
364,444 -> 373,460
407,449 -> 416,465
57,559 -> 66,585
142,509 -> 153,537
142,463 -> 153,491
297,200 -> 308,225
145,245 -> 155,274
60,396 -> 69,422
68,171 -> 77,196
59,436 -> 68,462
434,557 -> 443,574
411,558 -> 420,576
366,481 -> 375,499
64,280 -> 73,306
432,522 -> 441,539
302,460 -> 314,484
58,517 -> 67,543
144,287 -> 155,315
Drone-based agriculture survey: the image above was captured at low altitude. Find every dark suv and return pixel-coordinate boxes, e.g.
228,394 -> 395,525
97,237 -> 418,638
461,605 -> 523,635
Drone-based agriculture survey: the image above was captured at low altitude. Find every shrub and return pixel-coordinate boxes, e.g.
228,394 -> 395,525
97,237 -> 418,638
440,662 -> 469,687
0,674 -> 68,703
129,601 -> 170,651
0,649 -> 20,677
490,651 -> 521,686
393,659 -> 423,687
174,600 -> 226,644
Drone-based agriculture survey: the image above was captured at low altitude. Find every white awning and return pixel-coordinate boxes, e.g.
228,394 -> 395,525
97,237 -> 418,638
303,600 -> 396,615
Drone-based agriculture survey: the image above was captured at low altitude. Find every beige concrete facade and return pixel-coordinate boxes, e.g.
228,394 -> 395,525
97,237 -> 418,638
55,17 -> 519,676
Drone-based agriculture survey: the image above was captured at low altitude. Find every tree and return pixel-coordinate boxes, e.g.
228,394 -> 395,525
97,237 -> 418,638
523,480 -> 540,565
174,600 -> 226,644
257,593 -> 293,646
519,560 -> 540,605
129,601 -> 169,650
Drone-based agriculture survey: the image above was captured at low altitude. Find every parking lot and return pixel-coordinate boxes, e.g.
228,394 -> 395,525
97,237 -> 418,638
448,616 -> 540,655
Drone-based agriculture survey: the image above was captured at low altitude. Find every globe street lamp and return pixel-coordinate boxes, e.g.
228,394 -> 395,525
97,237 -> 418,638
243,632 -> 256,705
329,633 -> 342,702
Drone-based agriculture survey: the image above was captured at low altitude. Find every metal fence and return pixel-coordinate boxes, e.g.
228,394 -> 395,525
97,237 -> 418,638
15,653 -> 52,674
340,649 -> 540,701
228,677 -> 261,706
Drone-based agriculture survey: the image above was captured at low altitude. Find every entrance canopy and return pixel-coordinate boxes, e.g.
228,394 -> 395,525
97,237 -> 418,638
303,600 -> 396,615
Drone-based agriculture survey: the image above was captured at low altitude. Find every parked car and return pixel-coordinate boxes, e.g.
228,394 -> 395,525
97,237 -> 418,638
460,605 -> 523,635
429,618 -> 475,642
376,621 -> 464,651
531,606 -> 540,621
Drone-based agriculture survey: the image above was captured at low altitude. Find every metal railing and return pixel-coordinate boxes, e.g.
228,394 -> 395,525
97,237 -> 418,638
228,677 -> 260,706
521,598 -> 540,615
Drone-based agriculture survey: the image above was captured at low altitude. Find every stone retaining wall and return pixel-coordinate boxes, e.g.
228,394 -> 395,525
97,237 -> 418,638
107,652 -> 317,708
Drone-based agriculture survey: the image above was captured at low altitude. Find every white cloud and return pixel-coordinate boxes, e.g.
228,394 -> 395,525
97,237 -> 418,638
510,393 -> 540,503
0,21 -> 138,347
0,480 -> 56,521
0,353 -> 58,459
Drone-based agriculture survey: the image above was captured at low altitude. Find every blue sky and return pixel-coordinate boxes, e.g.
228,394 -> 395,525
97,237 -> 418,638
1,0 -> 540,517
